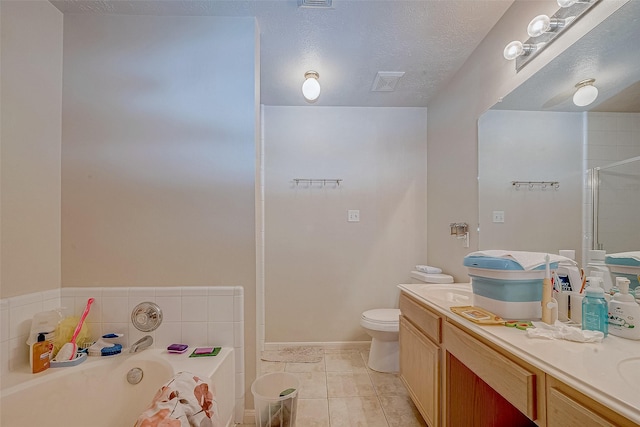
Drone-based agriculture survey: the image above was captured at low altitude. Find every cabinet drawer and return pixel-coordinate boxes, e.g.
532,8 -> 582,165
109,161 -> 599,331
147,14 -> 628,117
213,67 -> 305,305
546,377 -> 638,427
444,321 -> 537,420
399,292 -> 441,343
547,387 -> 615,427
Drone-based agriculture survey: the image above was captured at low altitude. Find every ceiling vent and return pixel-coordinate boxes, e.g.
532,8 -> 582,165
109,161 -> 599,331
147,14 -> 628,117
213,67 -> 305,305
298,0 -> 333,8
371,71 -> 405,92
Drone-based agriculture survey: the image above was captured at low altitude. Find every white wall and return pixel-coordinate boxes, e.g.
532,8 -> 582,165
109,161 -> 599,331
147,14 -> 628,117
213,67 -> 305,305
0,1 -> 63,299
426,1 -> 627,280
263,106 -> 427,342
61,14 -> 257,288
587,113 -> 640,168
478,110 -> 584,260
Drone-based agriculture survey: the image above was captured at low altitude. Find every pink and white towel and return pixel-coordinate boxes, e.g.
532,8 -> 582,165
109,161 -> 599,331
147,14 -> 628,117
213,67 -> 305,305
134,371 -> 221,427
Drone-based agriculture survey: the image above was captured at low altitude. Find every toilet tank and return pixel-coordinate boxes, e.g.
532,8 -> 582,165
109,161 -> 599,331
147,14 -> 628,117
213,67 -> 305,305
410,271 -> 454,284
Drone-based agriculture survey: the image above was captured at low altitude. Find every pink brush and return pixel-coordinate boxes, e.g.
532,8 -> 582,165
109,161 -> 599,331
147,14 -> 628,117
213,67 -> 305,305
56,298 -> 94,361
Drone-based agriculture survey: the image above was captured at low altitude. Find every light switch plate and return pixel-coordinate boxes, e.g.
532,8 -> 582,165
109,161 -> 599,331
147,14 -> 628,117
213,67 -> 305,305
348,210 -> 360,222
492,211 -> 505,223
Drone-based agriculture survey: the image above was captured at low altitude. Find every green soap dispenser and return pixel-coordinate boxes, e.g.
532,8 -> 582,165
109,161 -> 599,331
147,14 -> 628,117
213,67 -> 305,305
582,277 -> 608,337
608,277 -> 640,340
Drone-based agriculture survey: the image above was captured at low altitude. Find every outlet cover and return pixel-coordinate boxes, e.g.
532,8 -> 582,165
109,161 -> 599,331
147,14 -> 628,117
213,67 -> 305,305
348,210 -> 360,222
492,211 -> 505,223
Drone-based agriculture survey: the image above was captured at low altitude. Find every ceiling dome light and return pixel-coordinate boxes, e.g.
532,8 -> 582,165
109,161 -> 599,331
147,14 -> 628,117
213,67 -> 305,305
573,78 -> 598,107
302,71 -> 320,102
503,41 -> 537,61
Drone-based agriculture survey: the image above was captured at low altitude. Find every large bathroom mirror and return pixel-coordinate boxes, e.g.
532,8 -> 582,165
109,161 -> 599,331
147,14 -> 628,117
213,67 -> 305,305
478,0 -> 640,265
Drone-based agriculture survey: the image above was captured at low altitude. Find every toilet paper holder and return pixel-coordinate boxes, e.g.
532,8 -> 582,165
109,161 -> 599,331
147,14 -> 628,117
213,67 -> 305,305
450,222 -> 469,248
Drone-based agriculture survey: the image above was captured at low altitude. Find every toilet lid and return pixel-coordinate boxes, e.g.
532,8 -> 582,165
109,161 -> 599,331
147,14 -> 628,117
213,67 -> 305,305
362,309 -> 400,323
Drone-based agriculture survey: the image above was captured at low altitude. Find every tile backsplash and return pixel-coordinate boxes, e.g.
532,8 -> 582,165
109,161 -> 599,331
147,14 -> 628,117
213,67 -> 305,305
0,286 -> 245,403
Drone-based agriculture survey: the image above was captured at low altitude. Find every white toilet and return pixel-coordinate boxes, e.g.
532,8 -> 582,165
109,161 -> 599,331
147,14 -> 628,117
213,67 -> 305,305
360,271 -> 453,372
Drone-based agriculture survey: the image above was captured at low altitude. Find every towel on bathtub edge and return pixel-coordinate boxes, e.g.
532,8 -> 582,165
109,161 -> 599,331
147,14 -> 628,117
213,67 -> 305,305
134,371 -> 221,427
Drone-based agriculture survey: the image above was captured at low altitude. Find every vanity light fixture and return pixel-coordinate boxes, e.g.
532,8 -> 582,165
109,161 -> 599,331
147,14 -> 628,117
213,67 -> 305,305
504,0 -> 599,70
527,15 -> 573,38
503,41 -> 537,61
573,78 -> 598,107
302,71 -> 321,102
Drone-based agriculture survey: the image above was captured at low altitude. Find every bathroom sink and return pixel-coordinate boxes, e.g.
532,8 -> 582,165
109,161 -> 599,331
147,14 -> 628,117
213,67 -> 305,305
410,284 -> 473,305
617,357 -> 640,392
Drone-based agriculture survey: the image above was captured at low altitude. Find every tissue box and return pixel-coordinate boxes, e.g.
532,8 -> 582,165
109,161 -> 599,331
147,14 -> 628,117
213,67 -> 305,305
605,255 -> 640,290
463,255 -> 558,319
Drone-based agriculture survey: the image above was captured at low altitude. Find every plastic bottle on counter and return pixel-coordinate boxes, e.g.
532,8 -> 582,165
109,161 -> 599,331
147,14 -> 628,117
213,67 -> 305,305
582,277 -> 609,337
608,277 -> 640,340
556,250 -> 582,292
585,250 -> 613,292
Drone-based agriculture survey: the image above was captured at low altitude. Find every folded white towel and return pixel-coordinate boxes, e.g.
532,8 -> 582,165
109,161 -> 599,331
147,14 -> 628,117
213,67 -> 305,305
526,321 -> 604,343
467,250 -> 575,270
606,251 -> 640,262
416,265 -> 442,274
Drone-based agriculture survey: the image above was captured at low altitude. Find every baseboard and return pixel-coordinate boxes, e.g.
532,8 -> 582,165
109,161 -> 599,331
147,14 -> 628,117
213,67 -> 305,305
263,341 -> 371,351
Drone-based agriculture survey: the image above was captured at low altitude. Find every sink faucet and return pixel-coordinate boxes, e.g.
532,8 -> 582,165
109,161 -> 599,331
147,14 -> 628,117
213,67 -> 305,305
130,335 -> 153,353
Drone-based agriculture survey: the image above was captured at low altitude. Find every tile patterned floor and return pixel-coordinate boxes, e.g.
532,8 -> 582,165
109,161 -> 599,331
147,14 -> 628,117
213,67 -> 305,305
237,347 -> 427,427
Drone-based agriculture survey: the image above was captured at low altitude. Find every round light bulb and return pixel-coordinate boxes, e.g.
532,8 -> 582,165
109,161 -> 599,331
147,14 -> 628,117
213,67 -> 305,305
557,0 -> 577,7
528,15 -> 551,37
503,41 -> 524,60
302,72 -> 320,102
573,84 -> 598,107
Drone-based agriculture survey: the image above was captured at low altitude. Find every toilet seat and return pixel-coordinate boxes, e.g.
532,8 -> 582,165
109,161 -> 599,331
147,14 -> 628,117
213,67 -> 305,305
360,309 -> 400,332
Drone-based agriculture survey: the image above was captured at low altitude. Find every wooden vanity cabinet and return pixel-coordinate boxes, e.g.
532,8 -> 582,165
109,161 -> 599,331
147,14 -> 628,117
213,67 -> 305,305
399,290 -> 640,427
399,292 -> 442,427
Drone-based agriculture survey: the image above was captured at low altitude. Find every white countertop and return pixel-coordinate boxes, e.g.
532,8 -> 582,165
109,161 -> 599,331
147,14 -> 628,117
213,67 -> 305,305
398,283 -> 640,425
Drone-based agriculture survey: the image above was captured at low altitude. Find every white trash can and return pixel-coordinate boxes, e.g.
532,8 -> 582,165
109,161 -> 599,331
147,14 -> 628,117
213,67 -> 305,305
251,372 -> 300,427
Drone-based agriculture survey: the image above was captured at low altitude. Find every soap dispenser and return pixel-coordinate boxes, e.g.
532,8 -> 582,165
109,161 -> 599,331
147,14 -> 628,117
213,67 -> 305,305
30,332 -> 51,373
608,277 -> 640,340
582,277 -> 608,337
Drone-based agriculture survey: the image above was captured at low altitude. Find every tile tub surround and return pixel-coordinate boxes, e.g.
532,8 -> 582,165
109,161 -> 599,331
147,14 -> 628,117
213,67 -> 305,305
241,347 -> 426,427
0,286 -> 245,423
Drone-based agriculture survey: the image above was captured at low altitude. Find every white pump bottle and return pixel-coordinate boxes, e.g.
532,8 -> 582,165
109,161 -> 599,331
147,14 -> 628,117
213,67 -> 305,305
608,277 -> 640,340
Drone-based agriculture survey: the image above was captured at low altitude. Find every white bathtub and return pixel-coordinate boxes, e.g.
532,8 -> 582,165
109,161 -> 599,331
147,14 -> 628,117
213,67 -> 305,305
0,348 -> 235,427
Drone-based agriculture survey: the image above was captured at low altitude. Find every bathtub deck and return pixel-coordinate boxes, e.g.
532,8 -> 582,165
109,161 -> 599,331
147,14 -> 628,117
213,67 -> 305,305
1,347 -> 236,427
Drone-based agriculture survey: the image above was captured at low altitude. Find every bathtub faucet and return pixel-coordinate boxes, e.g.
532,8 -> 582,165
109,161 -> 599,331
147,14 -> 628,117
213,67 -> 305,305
130,335 -> 153,353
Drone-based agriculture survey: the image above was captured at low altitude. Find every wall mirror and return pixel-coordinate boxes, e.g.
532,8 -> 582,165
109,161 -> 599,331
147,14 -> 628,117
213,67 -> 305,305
478,0 -> 640,265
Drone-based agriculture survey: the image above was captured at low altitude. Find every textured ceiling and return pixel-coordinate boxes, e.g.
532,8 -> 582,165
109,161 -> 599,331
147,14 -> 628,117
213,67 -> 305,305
493,0 -> 640,113
50,0 -> 513,107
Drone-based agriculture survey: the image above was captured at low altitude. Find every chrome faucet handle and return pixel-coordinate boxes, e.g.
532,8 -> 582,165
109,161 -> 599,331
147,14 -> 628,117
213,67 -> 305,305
131,302 -> 163,332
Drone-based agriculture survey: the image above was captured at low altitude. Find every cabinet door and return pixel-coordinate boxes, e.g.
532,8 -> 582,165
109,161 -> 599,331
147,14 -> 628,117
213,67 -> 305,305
400,315 -> 439,427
